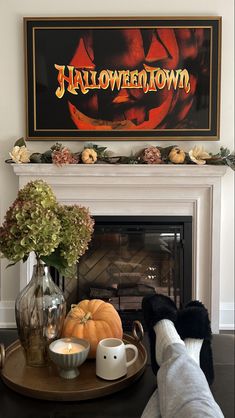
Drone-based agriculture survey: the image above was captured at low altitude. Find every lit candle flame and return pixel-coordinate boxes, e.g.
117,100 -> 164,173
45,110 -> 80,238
68,343 -> 72,353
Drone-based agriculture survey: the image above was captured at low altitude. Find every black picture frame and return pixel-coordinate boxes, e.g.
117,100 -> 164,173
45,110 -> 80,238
24,17 -> 221,141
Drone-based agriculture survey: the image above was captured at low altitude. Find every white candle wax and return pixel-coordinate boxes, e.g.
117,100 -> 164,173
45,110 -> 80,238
52,341 -> 85,354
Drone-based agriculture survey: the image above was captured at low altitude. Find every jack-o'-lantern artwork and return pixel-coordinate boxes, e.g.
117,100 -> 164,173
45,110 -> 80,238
25,17 -> 221,140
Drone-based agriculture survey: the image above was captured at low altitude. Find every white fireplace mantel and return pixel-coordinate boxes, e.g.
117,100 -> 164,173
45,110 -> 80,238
12,163 -> 227,332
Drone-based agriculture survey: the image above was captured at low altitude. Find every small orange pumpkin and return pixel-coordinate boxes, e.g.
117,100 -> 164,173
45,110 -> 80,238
62,299 -> 123,358
169,147 -> 186,164
81,148 -> 97,164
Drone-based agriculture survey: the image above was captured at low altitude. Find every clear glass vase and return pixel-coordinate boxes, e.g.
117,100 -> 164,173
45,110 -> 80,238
15,261 -> 66,367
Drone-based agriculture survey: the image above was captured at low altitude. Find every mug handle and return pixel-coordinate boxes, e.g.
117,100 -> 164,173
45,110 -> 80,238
125,344 -> 138,368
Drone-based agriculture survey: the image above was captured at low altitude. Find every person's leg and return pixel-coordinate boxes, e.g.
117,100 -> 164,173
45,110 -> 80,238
142,294 -> 178,376
142,295 -> 214,383
177,300 -> 214,385
141,316 -> 184,418
141,295 -> 179,418
157,342 -> 223,418
142,295 -> 224,418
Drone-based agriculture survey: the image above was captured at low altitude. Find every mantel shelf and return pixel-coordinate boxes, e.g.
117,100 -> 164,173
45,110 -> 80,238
12,163 -> 227,178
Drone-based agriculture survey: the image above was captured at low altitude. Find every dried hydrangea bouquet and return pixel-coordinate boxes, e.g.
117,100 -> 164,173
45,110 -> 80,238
0,180 -> 94,366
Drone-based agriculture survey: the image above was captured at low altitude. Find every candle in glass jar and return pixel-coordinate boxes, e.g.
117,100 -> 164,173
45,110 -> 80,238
51,340 -> 85,355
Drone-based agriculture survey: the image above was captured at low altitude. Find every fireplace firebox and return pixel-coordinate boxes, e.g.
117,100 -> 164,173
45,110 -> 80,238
74,216 -> 192,330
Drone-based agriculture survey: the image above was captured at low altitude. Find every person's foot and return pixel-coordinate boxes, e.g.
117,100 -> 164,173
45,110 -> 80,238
142,294 -> 179,374
176,300 -> 214,385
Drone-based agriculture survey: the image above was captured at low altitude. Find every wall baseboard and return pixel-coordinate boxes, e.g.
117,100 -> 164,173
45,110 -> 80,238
0,301 -> 16,328
219,302 -> 235,330
0,300 -> 234,330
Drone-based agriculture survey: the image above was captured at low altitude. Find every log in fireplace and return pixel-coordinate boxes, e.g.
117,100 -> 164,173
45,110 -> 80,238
56,216 -> 192,330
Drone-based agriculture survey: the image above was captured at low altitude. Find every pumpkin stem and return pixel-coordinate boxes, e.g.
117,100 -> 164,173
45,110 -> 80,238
80,311 -> 92,323
70,305 -> 92,322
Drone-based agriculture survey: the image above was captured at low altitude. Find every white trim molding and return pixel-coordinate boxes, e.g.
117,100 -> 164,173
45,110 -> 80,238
9,163 -> 227,333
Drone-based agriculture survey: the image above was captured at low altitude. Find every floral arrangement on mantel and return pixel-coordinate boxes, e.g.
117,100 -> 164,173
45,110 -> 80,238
0,179 -> 94,277
6,137 -> 235,170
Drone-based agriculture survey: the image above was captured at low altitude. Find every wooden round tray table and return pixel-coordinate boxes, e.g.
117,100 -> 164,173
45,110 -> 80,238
0,323 -> 147,401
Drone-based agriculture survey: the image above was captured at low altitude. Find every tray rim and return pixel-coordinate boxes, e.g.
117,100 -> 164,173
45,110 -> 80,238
0,334 -> 147,401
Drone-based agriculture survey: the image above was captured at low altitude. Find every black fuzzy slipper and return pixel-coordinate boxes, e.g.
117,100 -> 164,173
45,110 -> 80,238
176,300 -> 214,385
142,294 -> 178,375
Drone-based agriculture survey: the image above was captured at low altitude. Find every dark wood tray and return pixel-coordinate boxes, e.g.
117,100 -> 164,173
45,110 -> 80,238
0,330 -> 147,401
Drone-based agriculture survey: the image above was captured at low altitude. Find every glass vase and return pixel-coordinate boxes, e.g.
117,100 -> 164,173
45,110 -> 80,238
15,261 -> 66,367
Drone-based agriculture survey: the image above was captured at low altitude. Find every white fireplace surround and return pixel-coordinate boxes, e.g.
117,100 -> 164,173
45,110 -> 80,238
9,164 -> 227,332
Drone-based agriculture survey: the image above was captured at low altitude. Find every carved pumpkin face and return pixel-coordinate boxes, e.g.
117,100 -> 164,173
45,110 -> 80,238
67,28 -> 207,131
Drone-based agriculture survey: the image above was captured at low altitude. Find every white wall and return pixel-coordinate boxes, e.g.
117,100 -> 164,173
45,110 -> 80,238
0,0 -> 234,328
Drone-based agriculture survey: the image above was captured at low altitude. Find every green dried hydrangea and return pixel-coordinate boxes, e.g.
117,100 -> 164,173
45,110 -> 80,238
0,200 -> 61,262
18,179 -> 57,208
0,180 -> 94,275
57,205 -> 94,266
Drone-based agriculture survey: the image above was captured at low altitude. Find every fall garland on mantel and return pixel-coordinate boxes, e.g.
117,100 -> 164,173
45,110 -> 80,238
5,138 -> 235,170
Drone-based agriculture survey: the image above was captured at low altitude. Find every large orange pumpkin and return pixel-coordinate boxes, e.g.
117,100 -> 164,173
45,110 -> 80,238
62,299 -> 123,358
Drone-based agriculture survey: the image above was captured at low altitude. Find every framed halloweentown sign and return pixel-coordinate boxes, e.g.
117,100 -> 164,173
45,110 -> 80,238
24,17 -> 221,141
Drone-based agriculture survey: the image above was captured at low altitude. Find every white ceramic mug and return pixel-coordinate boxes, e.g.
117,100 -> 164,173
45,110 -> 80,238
96,338 -> 138,380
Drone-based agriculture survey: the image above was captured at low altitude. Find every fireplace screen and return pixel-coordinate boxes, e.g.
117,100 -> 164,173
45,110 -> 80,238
76,217 -> 192,329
